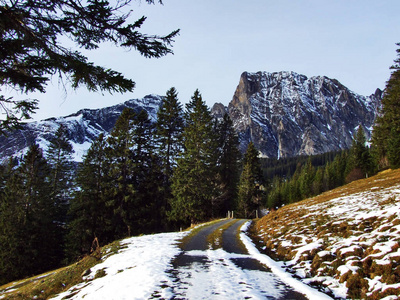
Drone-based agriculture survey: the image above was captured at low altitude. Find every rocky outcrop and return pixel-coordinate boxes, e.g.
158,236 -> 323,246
224,71 -> 382,158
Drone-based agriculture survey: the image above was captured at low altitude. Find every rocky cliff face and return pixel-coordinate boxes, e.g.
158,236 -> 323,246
223,71 -> 382,158
0,95 -> 163,162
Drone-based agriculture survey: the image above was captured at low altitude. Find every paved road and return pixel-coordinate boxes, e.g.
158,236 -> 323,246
163,219 -> 308,300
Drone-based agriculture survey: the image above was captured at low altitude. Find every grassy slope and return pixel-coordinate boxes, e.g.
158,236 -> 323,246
0,240 -> 125,300
252,168 -> 400,300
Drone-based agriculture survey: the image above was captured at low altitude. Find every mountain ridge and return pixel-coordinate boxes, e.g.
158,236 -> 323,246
0,71 -> 382,162
0,94 -> 163,162
221,71 -> 382,158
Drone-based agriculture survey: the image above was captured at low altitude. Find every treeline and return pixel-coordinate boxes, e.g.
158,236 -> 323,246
261,150 -> 343,180
265,117 -> 399,208
265,126 -> 368,209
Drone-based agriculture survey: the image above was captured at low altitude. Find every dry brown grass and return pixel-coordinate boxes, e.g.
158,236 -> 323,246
252,168 -> 400,299
0,240 -> 125,300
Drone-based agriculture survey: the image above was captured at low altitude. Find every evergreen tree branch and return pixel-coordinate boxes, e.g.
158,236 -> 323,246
0,0 -> 179,133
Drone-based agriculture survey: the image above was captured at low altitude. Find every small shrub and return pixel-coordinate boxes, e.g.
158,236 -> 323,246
339,270 -> 352,283
370,287 -> 400,300
388,214 -> 397,223
328,258 -> 344,277
338,246 -> 364,259
380,196 -> 397,206
346,272 -> 368,299
371,261 -> 394,283
346,168 -> 365,183
379,225 -> 392,232
94,268 -> 106,279
287,235 -> 302,244
361,256 -> 373,277
393,218 -> 400,226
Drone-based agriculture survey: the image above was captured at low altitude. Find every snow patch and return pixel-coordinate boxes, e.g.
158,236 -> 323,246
239,221 -> 333,299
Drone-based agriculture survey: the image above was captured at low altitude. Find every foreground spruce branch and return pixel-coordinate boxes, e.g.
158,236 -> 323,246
0,0 -> 179,133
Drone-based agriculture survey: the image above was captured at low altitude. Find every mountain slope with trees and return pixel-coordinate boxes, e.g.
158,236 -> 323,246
0,72 -> 382,164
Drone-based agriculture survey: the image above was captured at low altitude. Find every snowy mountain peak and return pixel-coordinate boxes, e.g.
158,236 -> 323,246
0,95 -> 164,163
227,71 -> 382,158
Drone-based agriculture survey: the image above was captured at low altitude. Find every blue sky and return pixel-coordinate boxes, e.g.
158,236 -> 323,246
8,0 -> 400,120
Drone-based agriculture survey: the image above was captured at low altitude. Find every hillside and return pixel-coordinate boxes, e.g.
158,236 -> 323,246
1,170 -> 400,299
251,168 -> 400,299
0,220 -> 333,300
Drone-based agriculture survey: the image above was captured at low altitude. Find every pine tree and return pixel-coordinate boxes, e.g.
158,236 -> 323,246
371,122 -> 389,169
288,166 -> 302,203
19,144 -> 62,271
388,128 -> 400,168
0,160 -> 25,284
299,159 -> 315,198
156,87 -> 184,183
155,87 -> 184,229
237,142 -> 264,218
46,124 -> 75,235
347,126 -> 375,181
106,108 -> 136,238
129,109 -> 163,234
312,167 -> 324,195
372,42 -> 400,169
170,90 -> 218,225
334,151 -> 349,187
47,124 -> 74,193
266,176 -> 283,209
215,114 -> 241,217
67,134 -> 111,260
0,144 -> 62,283
23,144 -> 63,272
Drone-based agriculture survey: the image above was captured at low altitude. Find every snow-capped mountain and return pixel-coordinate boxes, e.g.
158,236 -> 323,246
220,71 -> 382,158
0,94 -> 163,163
0,71 -> 382,163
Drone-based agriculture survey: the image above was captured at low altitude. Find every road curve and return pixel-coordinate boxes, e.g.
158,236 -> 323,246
162,219 -> 308,300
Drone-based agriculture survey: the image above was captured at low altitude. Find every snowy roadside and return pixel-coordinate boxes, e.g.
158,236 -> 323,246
51,231 -> 188,300
239,221 -> 333,300
49,219 -> 333,300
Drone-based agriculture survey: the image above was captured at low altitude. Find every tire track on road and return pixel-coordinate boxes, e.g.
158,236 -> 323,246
155,219 -> 307,299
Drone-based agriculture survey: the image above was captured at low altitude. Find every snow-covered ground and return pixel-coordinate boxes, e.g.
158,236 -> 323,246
254,170 -> 400,299
51,231 -> 187,300
49,222 -> 332,300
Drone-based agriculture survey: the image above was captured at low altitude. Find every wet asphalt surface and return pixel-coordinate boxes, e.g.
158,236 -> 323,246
162,219 -> 308,300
